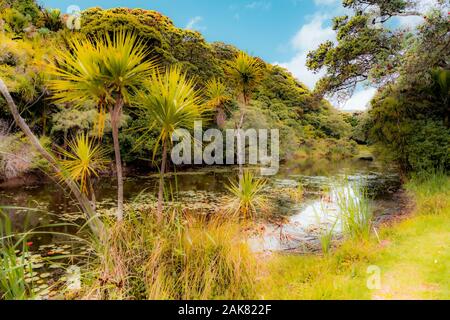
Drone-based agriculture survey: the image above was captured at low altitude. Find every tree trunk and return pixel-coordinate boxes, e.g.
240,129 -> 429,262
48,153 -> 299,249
157,139 -> 168,220
0,78 -> 104,237
110,98 -> 124,221
236,100 -> 246,182
216,106 -> 226,129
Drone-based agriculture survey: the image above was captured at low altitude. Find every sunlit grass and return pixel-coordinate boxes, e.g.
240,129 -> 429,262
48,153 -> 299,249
406,170 -> 450,216
82,209 -> 258,300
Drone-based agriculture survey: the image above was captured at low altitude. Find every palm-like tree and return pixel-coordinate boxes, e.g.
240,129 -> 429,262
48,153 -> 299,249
138,66 -> 209,218
48,30 -> 156,221
227,52 -> 264,180
205,78 -> 230,128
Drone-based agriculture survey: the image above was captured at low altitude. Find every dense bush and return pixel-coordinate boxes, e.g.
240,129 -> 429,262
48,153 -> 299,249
404,120 -> 450,172
368,11 -> 450,173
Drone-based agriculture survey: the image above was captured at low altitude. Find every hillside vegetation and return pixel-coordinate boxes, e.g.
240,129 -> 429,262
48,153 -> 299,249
0,3 -> 355,181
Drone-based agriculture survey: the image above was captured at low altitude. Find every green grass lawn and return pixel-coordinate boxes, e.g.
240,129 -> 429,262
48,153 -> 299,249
258,173 -> 450,300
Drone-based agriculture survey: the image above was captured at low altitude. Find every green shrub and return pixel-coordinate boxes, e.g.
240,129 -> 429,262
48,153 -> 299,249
405,120 -> 450,173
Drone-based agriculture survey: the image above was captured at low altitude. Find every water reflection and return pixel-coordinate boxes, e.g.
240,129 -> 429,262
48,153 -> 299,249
250,181 -> 370,253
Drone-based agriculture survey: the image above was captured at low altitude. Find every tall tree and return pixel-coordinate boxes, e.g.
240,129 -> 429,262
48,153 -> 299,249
204,78 -> 230,128
48,30 -> 156,221
138,66 -> 208,218
227,52 -> 264,180
306,0 -> 446,98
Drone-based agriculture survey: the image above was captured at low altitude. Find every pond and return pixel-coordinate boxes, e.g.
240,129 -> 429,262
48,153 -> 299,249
0,158 -> 402,253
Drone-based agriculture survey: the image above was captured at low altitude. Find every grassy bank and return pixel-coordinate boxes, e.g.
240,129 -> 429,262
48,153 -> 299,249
259,173 -> 450,300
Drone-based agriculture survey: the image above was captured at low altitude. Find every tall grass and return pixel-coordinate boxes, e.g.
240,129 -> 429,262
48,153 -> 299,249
0,210 -> 34,300
84,209 -> 258,300
313,201 -> 337,255
334,181 -> 373,240
406,171 -> 450,215
318,219 -> 337,255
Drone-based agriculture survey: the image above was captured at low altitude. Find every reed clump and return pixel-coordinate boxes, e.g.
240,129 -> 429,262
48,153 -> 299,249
84,209 -> 258,300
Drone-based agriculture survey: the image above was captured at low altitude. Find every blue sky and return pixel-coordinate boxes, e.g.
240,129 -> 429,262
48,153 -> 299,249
41,0 -> 327,62
40,0 -> 433,110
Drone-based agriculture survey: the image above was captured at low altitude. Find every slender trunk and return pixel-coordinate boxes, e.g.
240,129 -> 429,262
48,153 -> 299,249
42,104 -> 47,136
216,106 -> 226,129
0,78 -> 104,236
90,182 -> 96,212
157,139 -> 168,220
236,98 -> 246,182
111,98 -> 124,221
445,98 -> 449,128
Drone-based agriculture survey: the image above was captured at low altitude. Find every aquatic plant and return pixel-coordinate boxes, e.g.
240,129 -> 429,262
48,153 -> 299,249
317,208 -> 338,255
0,210 -> 33,300
334,181 -> 373,240
286,183 -> 304,203
226,170 -> 268,219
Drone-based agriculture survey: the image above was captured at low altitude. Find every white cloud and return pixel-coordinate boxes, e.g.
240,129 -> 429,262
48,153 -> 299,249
396,15 -> 424,29
245,1 -> 272,11
185,16 -> 206,31
415,0 -> 440,12
274,14 -> 335,89
336,88 -> 377,111
275,13 -> 377,110
314,0 -> 339,5
290,14 -> 335,52
395,0 -> 441,29
277,52 -> 326,90
275,0 -> 439,110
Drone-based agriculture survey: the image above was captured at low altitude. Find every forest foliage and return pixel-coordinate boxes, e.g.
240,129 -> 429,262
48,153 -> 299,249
307,0 -> 450,173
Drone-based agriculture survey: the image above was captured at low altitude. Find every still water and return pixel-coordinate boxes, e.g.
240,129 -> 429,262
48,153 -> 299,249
0,159 -> 401,252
